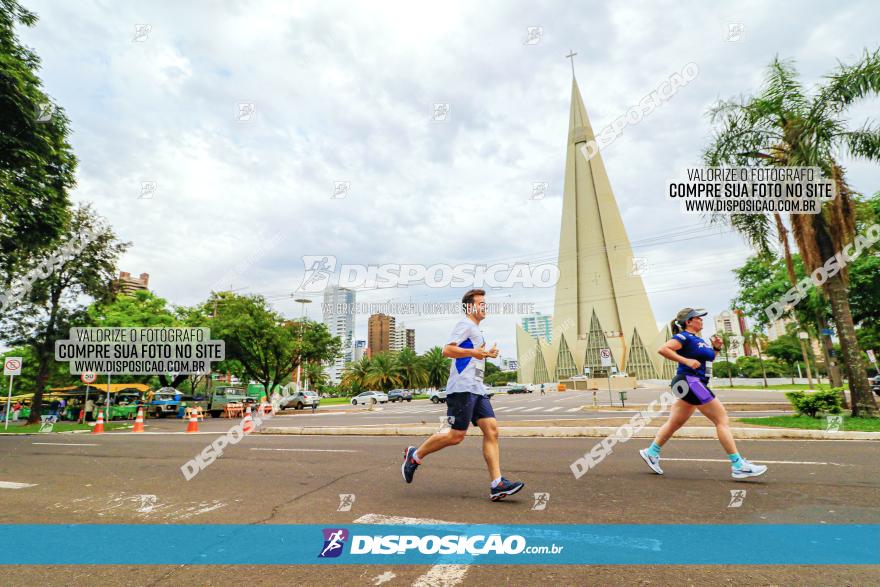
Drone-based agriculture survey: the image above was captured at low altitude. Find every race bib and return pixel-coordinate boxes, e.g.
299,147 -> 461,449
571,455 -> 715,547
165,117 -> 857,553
475,363 -> 484,382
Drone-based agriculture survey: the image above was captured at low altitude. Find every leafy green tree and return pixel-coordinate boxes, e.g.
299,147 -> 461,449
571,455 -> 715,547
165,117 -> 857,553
0,0 -> 77,278
705,51 -> 880,415
765,333 -> 807,364
0,205 -> 127,422
86,290 -> 184,387
207,294 -> 299,402
421,346 -> 450,389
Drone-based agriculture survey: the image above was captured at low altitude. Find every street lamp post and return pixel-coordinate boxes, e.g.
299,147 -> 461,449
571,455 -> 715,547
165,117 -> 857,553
294,298 -> 312,391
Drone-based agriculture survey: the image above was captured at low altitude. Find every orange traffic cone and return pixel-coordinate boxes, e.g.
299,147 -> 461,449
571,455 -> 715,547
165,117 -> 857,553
242,405 -> 254,434
185,411 -> 199,433
132,407 -> 145,433
92,410 -> 105,434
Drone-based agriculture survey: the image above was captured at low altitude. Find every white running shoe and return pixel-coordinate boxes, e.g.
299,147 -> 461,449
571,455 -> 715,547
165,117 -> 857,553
732,459 -> 768,479
639,449 -> 663,475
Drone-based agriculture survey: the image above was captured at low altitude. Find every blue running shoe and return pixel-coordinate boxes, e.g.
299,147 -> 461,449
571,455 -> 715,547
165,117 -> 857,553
401,446 -> 419,484
490,477 -> 524,501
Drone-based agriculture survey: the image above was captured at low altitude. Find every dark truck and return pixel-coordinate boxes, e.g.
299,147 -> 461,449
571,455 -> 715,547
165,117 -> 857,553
207,386 -> 250,418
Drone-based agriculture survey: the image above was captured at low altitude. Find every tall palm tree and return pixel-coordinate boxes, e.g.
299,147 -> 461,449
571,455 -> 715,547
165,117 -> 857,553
365,352 -> 402,391
341,356 -> 371,392
303,361 -> 327,389
704,51 -> 880,416
422,346 -> 451,389
394,347 -> 428,389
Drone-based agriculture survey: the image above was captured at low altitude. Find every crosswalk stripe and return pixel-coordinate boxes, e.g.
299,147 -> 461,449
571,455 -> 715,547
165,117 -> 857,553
544,406 -> 563,412
566,407 -> 582,412
505,407 -> 526,412
523,407 -> 543,412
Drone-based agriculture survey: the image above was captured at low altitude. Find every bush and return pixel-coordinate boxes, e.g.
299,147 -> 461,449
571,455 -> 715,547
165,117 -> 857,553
784,388 -> 844,418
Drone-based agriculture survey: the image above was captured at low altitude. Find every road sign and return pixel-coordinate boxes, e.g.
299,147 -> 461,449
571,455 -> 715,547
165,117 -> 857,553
599,348 -> 612,367
4,357 -> 22,376
80,372 -> 97,384
867,349 -> 877,365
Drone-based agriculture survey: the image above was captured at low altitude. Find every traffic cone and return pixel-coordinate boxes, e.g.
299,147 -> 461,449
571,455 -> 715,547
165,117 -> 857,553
133,407 -> 145,433
92,410 -> 105,434
242,405 -> 254,434
185,411 -> 199,433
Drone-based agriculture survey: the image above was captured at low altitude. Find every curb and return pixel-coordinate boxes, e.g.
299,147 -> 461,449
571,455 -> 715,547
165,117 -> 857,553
257,425 -> 880,440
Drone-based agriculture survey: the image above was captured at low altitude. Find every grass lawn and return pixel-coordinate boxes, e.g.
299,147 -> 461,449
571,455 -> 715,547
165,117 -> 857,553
715,383 -> 846,391
738,414 -> 880,432
0,421 -> 131,434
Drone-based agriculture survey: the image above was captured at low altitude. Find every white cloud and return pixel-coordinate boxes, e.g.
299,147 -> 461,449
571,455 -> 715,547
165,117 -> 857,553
16,0 -> 880,358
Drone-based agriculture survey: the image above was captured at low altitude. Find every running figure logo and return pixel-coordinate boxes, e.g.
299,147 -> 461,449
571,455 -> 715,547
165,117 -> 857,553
825,415 -> 843,432
318,528 -> 349,558
727,489 -> 747,508
438,415 -> 455,433
297,256 -> 337,293
531,492 -> 550,511
337,494 -> 356,512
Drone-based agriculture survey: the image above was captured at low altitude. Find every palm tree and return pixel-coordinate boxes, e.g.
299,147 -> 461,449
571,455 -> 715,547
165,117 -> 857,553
422,346 -> 451,389
341,356 -> 371,392
704,51 -> 880,416
365,352 -> 402,391
746,328 -> 769,388
303,361 -> 327,389
394,347 -> 429,389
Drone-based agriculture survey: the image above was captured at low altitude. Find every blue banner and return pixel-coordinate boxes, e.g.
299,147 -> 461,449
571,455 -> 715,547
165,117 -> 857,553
2,524 -> 877,565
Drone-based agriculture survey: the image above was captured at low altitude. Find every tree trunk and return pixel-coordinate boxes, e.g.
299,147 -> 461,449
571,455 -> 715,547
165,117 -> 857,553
28,346 -> 52,425
816,313 -> 846,403
825,272 -> 876,417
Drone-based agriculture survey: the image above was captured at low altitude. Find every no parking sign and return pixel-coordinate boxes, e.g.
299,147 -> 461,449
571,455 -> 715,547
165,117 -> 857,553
4,357 -> 22,376
599,348 -> 612,367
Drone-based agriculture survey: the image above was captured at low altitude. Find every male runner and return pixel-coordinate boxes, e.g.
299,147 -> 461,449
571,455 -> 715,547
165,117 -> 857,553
401,289 -> 525,500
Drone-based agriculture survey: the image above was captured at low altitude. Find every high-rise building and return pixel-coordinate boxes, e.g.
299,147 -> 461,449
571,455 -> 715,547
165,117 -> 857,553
714,310 -> 751,359
115,271 -> 150,294
405,329 -> 416,351
521,312 -> 552,344
368,313 -> 395,356
391,320 -> 406,352
323,287 -> 356,383
515,73 -> 675,383
353,340 -> 367,362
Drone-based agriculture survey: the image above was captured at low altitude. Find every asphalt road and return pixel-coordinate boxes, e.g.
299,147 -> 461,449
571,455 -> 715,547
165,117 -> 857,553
1,422 -> 877,586
130,387 -> 794,433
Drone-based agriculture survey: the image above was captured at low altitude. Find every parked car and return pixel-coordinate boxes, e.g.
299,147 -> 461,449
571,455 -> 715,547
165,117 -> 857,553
507,385 -> 531,394
351,391 -> 388,405
388,389 -> 413,402
872,375 -> 880,396
428,388 -> 447,404
281,390 -> 320,410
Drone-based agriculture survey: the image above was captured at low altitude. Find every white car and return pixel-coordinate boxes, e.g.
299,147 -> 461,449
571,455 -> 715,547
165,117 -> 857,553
280,390 -> 320,410
428,388 -> 447,404
351,391 -> 388,405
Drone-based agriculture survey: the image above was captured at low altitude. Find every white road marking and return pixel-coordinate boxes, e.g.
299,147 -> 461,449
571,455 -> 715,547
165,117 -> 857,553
660,458 -> 850,466
566,407 -> 582,412
0,481 -> 36,489
544,406 -> 563,413
354,513 -> 469,587
505,407 -> 526,412
249,448 -> 359,453
32,442 -> 99,446
523,407 -> 543,413
492,406 -> 511,412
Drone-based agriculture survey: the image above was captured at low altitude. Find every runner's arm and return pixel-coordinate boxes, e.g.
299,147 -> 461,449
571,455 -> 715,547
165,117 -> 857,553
657,338 -> 698,368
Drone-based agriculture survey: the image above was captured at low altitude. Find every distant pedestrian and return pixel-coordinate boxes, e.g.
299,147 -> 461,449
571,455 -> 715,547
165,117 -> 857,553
540,383 -> 546,396
12,401 -> 21,421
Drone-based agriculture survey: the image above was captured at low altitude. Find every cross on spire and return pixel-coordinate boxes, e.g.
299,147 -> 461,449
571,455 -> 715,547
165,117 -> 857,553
566,50 -> 577,78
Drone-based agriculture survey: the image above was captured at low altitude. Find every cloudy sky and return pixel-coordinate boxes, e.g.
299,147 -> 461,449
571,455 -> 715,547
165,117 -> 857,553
17,0 -> 880,360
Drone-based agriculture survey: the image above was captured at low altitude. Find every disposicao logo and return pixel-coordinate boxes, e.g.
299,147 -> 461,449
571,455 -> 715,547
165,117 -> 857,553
318,528 -> 349,558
